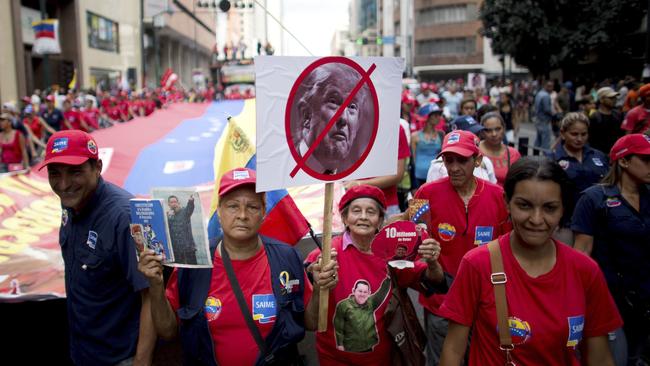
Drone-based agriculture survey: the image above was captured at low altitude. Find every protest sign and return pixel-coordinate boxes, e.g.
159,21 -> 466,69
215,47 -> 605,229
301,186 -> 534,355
255,56 -> 404,191
256,55 -> 403,331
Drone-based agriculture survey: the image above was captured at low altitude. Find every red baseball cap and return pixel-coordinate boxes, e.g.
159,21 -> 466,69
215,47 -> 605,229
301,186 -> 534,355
439,130 -> 480,158
338,184 -> 387,212
39,130 -> 99,170
45,95 -> 55,102
218,168 -> 257,197
609,134 -> 650,161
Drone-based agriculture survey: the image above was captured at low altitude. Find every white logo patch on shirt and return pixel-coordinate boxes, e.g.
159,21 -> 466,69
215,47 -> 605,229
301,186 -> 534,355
592,157 -> 604,167
86,231 -> 98,249
252,294 -> 276,324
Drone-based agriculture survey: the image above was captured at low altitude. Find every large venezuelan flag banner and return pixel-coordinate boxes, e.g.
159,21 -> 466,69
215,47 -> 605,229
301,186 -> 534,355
207,99 -> 310,245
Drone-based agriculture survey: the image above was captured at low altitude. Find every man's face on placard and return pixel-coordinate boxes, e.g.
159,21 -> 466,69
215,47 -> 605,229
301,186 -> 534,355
300,66 -> 364,170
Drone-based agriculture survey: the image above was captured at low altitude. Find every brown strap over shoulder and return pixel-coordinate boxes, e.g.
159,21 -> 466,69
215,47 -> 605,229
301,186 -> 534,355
487,240 -> 512,348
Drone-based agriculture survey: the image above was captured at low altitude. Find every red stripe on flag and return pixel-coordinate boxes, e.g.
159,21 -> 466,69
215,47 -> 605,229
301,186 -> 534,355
259,195 -> 309,246
36,31 -> 56,39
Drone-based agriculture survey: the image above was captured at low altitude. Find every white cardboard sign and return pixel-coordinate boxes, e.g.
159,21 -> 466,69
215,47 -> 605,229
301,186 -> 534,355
255,56 -> 403,192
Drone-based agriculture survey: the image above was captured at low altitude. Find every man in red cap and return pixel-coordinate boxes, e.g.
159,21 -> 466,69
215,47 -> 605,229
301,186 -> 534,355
139,167 -> 339,366
412,129 -> 510,363
40,130 -> 156,366
621,83 -> 650,134
40,95 -> 70,132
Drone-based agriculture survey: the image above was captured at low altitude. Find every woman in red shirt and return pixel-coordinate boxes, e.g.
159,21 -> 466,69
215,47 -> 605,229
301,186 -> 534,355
0,113 -> 29,171
23,104 -> 55,140
305,184 -> 446,366
439,157 -> 622,366
478,112 -> 521,186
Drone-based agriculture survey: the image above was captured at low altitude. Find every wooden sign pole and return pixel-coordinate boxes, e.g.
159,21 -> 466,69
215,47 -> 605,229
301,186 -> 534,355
317,182 -> 334,332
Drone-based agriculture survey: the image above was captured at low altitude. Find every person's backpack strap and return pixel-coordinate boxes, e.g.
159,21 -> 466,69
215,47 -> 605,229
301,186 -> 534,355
487,240 -> 515,364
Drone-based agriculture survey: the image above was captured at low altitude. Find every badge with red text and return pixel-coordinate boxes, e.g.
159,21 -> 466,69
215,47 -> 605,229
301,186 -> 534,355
372,221 -> 428,269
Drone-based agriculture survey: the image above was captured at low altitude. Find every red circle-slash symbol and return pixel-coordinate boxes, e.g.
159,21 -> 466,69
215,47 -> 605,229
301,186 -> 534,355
285,57 -> 380,181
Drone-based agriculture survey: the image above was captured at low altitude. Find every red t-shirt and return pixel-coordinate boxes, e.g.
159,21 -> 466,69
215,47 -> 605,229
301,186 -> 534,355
486,146 -> 522,186
24,116 -> 43,139
144,100 -> 156,116
81,108 -> 100,130
305,234 -> 426,366
414,177 -> 510,315
0,131 -> 22,164
166,245 -> 312,366
118,100 -> 131,118
63,110 -> 84,131
438,233 -> 623,366
621,105 -> 650,132
100,98 -> 112,111
129,100 -> 142,117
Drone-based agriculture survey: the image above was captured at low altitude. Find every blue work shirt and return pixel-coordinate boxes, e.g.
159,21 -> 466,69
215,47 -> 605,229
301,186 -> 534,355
59,177 -> 148,366
571,184 -> 650,300
41,108 -> 65,131
546,143 -> 609,197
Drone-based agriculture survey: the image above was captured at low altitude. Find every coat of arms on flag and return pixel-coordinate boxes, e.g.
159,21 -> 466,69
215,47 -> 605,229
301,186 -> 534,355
32,19 -> 61,55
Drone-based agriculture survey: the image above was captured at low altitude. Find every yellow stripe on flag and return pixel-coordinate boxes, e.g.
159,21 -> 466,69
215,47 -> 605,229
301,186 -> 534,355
209,99 -> 257,215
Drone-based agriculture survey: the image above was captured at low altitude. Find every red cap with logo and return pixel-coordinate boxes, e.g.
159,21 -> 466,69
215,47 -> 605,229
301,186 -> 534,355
609,134 -> 650,161
338,184 -> 387,212
439,130 -> 480,157
38,130 -> 99,170
218,168 -> 257,197
45,95 -> 55,102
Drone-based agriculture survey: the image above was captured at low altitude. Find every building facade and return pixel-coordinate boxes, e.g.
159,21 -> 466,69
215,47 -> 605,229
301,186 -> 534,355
2,0 -> 144,101
345,0 -> 527,80
144,0 -> 217,89
411,0 -> 526,79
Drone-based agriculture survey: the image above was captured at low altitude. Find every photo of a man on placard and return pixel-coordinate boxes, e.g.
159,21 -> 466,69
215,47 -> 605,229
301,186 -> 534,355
167,194 -> 197,265
290,63 -> 375,175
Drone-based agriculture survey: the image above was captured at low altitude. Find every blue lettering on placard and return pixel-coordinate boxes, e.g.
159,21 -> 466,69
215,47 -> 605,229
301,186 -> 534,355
252,294 -> 276,324
474,226 -> 494,245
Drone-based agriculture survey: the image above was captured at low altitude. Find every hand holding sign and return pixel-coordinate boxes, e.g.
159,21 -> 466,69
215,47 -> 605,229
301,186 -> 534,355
418,238 -> 441,265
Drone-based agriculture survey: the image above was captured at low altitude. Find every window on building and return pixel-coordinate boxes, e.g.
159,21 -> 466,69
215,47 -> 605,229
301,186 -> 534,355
417,4 -> 478,25
416,37 -> 476,56
87,12 -> 119,53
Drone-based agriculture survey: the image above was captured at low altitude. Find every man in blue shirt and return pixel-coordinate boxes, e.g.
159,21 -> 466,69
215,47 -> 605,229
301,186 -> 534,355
533,81 -> 554,150
39,130 -> 156,366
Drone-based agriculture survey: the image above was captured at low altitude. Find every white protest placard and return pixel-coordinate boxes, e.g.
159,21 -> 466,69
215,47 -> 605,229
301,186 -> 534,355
255,56 -> 404,192
468,72 -> 486,90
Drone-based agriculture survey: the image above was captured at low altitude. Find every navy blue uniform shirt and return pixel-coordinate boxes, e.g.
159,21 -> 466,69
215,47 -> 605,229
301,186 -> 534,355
546,143 -> 609,196
571,184 -> 650,300
59,177 -> 148,366
41,108 -> 65,131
